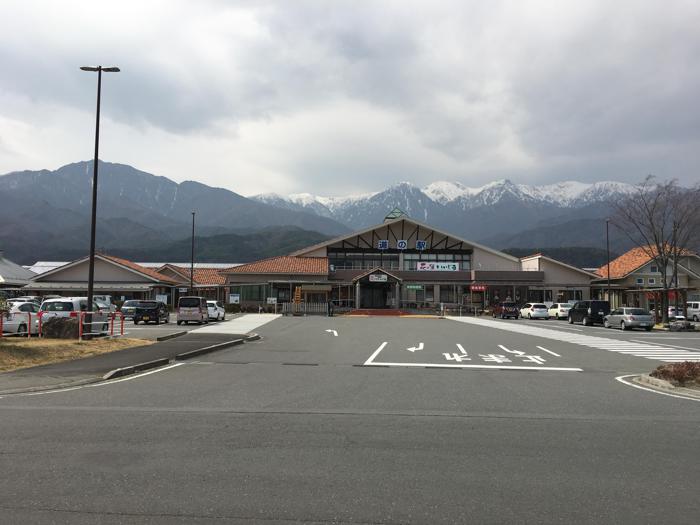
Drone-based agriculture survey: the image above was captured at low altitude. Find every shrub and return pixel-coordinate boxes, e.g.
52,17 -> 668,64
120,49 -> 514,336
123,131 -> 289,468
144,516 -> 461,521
650,362 -> 700,386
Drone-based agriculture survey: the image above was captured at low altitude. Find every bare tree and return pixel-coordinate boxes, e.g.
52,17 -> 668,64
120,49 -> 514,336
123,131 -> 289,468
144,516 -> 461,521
612,176 -> 700,324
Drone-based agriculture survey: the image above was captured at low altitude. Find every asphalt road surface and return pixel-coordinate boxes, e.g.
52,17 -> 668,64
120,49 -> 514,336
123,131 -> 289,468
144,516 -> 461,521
1,314 -> 699,524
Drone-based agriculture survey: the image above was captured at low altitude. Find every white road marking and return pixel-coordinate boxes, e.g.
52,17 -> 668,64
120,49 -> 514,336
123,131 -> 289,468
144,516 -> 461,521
406,342 -> 424,352
615,375 -> 700,402
194,314 -> 281,334
449,316 -> 700,362
456,343 -> 467,354
325,329 -> 338,337
366,361 -> 582,372
537,346 -> 560,357
630,339 -> 700,352
364,342 -> 388,365
1,363 -> 185,398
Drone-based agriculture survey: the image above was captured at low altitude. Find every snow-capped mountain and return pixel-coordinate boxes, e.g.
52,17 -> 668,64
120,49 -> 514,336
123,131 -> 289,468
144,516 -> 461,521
252,178 -> 636,248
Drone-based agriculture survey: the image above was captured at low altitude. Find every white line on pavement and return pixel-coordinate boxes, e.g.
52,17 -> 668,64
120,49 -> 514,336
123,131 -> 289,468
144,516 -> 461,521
537,346 -> 560,357
615,375 -> 700,402
365,361 -> 582,372
364,342 -> 388,365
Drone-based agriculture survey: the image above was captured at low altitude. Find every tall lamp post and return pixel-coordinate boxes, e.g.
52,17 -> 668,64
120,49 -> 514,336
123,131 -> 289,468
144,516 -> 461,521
80,65 -> 119,325
606,218 -> 611,306
190,211 -> 196,293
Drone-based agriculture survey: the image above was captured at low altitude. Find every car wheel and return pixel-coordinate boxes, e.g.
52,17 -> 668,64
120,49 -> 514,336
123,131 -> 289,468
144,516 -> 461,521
620,321 -> 626,331
133,319 -> 139,325
528,313 -> 532,319
645,326 -> 652,331
694,315 -> 699,322
568,316 -> 574,324
604,319 -> 610,328
18,323 -> 27,336
176,320 -> 182,325
222,314 -> 226,321
155,318 -> 160,325
582,317 -> 590,326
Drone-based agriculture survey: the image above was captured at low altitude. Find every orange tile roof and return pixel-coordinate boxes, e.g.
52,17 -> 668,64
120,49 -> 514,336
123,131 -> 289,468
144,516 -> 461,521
100,254 -> 179,284
595,245 -> 694,279
192,268 -> 227,286
225,256 -> 329,275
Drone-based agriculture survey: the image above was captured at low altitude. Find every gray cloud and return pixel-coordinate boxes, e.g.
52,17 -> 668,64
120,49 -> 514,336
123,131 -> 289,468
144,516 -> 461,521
1,0 -> 698,195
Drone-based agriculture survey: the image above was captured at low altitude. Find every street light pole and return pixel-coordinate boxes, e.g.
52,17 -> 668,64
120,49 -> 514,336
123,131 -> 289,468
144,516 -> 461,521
190,211 -> 196,293
606,218 -> 611,306
80,65 -> 119,326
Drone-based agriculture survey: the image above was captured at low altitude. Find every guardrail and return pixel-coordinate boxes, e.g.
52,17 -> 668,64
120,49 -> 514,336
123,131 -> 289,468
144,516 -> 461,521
1,311 -> 126,340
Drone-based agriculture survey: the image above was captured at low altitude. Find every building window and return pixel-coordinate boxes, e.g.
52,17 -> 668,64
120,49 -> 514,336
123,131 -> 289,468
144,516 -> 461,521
648,278 -> 656,285
636,278 -> 644,285
440,286 -> 455,303
650,265 -> 658,273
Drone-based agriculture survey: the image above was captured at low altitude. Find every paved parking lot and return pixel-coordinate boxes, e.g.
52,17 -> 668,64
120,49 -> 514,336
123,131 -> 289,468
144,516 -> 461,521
1,314 -> 698,524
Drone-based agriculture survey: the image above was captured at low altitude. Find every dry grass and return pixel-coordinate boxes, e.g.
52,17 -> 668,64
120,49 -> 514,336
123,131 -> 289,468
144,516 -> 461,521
0,337 -> 153,372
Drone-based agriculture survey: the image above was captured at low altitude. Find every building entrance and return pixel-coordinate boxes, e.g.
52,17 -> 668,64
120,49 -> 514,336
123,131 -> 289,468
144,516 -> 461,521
361,283 -> 391,308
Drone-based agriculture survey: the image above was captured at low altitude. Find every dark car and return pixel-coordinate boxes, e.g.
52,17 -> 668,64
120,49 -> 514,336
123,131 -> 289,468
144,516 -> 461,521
568,300 -> 610,326
492,301 -> 519,319
133,301 -> 169,325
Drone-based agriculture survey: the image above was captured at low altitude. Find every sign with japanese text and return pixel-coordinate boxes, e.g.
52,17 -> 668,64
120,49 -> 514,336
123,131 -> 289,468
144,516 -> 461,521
229,294 -> 240,304
406,284 -> 424,290
416,240 -> 427,250
369,273 -> 388,282
377,239 -> 389,250
470,284 -> 487,292
397,240 -> 408,250
416,262 -> 459,272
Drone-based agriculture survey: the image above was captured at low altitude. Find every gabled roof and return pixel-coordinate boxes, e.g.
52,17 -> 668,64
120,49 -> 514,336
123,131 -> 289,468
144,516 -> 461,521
191,268 -> 227,286
520,253 -> 599,278
0,253 -> 36,286
291,216 -> 520,263
595,245 -> 697,279
33,253 -> 178,284
224,256 -> 328,275
352,267 -> 403,282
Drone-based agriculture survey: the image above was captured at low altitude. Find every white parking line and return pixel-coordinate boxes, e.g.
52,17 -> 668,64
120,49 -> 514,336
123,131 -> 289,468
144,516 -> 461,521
537,346 -> 560,357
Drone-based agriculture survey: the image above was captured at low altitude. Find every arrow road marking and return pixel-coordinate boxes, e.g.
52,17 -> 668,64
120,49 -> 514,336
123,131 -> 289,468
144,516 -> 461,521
325,329 -> 338,337
407,342 -> 424,352
456,343 -> 467,354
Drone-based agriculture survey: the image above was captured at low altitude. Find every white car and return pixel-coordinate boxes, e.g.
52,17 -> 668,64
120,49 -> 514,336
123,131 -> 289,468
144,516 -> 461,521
2,302 -> 41,335
520,303 -> 550,319
207,301 -> 226,321
668,306 -> 686,321
548,303 -> 573,319
687,301 -> 700,322
40,297 -> 109,333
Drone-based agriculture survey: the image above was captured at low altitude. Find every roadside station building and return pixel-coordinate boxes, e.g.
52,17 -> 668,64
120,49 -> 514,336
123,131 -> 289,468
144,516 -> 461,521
223,210 -> 594,311
591,246 -> 700,311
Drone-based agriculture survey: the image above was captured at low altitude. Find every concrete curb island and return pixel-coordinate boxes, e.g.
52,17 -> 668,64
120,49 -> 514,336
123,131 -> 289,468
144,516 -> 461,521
634,374 -> 700,399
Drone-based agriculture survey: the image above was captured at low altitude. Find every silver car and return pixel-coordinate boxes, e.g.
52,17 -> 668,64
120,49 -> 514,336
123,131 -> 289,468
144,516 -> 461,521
604,307 -> 654,331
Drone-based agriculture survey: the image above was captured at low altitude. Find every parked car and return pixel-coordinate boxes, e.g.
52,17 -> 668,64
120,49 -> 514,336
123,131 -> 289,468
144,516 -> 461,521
604,307 -> 654,331
687,301 -> 700,322
177,296 -> 208,325
207,301 -> 226,321
492,301 -> 519,319
10,296 -> 42,304
520,303 -> 550,319
568,300 -> 611,326
668,306 -> 686,321
2,302 -> 41,335
548,303 -> 573,319
119,300 -> 142,319
95,299 -> 117,313
133,301 -> 169,325
39,297 -> 108,333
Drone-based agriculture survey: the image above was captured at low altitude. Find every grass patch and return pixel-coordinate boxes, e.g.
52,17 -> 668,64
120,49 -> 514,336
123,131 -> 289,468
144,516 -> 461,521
0,337 -> 153,373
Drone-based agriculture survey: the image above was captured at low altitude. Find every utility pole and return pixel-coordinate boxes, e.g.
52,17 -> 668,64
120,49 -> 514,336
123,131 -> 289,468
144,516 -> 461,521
190,211 -> 195,294
606,218 -> 611,306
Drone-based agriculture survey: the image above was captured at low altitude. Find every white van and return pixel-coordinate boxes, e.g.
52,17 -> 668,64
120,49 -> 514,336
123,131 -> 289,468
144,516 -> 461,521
176,296 -> 208,325
687,301 -> 700,322
40,297 -> 109,330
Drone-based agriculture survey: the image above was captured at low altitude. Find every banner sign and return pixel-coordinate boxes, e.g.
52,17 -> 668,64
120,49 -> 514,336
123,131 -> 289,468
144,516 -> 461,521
417,262 -> 459,272
470,284 -> 487,292
377,240 -> 389,250
369,273 -> 388,282
266,297 -> 278,304
229,294 -> 240,304
406,284 -> 424,290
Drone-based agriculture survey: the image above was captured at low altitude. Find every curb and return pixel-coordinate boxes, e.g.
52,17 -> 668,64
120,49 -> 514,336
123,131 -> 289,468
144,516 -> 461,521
637,374 -> 676,390
246,333 -> 261,341
156,331 -> 188,342
175,338 -> 245,361
102,358 -> 171,380
0,376 -> 103,396
634,374 -> 700,399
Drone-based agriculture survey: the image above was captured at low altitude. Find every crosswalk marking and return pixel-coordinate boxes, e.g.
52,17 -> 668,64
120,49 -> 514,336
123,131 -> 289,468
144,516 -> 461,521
447,317 -> 700,363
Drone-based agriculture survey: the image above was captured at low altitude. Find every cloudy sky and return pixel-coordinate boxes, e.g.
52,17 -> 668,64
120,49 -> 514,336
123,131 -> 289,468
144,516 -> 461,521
1,0 -> 699,196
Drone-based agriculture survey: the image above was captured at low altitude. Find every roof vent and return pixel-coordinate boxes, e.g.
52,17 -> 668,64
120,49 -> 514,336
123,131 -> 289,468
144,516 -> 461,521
384,208 -> 408,222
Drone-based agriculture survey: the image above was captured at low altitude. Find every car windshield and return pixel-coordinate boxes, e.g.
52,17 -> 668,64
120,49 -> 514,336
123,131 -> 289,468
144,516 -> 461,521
41,301 -> 74,312
138,301 -> 158,308
179,298 -> 201,308
207,302 -> 216,306
626,308 -> 649,315
122,300 -> 140,307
